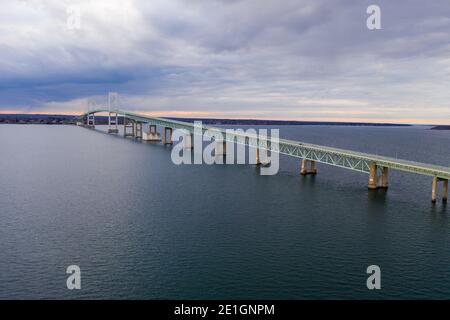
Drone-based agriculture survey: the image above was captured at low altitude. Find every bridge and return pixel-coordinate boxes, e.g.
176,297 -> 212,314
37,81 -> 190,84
78,108 -> 450,203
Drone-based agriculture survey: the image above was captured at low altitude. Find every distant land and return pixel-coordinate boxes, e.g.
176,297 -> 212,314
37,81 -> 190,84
0,114 -> 77,125
169,117 -> 411,127
0,113 -> 417,127
430,125 -> 450,130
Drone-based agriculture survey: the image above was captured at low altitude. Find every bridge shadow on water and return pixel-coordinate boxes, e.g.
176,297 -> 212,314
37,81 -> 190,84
430,200 -> 448,216
366,189 -> 389,224
297,174 -> 317,188
367,188 -> 388,205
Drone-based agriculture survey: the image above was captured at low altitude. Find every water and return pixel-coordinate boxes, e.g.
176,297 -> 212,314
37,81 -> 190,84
0,124 -> 449,299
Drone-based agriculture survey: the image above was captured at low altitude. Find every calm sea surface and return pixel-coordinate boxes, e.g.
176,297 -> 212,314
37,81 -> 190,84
0,124 -> 450,299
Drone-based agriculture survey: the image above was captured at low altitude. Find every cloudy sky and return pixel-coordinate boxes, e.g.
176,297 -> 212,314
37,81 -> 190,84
1,0 -> 450,124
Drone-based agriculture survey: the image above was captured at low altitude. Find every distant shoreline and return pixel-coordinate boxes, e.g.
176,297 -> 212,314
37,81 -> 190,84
0,114 -> 415,127
168,117 -> 411,127
430,125 -> 450,130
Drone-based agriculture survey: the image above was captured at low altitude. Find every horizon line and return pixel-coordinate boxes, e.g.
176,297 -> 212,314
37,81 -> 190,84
0,111 -> 445,126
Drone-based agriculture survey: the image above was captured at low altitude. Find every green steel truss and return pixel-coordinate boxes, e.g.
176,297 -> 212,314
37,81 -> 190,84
79,109 -> 450,180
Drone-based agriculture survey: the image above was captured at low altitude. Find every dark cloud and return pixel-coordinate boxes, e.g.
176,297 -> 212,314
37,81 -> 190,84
0,0 -> 449,123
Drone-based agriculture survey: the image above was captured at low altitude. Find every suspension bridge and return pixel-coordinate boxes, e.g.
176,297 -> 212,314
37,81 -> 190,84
78,106 -> 450,203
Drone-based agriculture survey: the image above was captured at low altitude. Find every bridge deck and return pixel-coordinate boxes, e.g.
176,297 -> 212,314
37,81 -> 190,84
80,109 -> 450,180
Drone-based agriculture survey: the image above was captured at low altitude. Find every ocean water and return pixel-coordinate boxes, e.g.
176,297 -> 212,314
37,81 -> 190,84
0,124 -> 449,299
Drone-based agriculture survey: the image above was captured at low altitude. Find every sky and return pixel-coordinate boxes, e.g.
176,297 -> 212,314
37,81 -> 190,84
1,0 -> 450,124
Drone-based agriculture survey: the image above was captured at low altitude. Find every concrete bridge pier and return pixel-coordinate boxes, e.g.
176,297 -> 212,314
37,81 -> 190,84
256,148 -> 261,165
164,127 -> 173,145
142,124 -> 162,141
432,177 -> 437,203
444,179 -> 449,202
108,112 -> 119,134
368,163 -> 378,189
300,159 -> 317,175
123,118 -> 135,137
432,177 -> 448,203
368,164 -> 389,189
379,167 -> 389,188
134,122 -> 143,139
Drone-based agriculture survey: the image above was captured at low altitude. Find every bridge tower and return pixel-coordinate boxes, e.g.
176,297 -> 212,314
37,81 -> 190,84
87,113 -> 95,128
86,98 -> 96,128
107,92 -> 119,134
